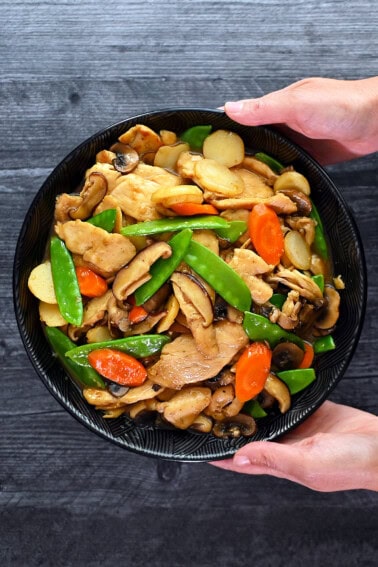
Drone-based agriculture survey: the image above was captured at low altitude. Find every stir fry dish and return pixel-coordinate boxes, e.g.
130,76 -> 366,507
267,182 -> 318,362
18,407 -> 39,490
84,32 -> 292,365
28,123 -> 343,438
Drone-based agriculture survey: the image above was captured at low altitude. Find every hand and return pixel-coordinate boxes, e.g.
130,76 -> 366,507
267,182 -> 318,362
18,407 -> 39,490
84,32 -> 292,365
224,77 -> 378,164
211,401 -> 378,492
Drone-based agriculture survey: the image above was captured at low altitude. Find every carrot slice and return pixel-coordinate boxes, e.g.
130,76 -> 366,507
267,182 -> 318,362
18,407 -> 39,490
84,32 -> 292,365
76,266 -> 108,297
248,204 -> 284,265
298,342 -> 315,369
235,342 -> 272,402
170,202 -> 219,216
87,348 -> 147,386
129,305 -> 148,324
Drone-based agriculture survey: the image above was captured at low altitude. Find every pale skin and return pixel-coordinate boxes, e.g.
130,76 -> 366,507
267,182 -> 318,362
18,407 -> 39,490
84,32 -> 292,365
211,77 -> 378,492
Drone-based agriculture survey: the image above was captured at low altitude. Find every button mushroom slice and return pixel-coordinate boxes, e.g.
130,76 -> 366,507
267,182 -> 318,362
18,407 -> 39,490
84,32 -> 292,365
212,414 -> 257,438
112,241 -> 172,301
315,285 -> 341,330
109,142 -> 139,173
156,387 -> 212,430
267,268 -> 324,303
70,172 -> 108,220
171,271 -> 217,358
263,373 -> 291,413
272,341 -> 305,371
55,220 -> 136,277
189,413 -> 213,433
148,320 -> 249,390
204,384 -> 244,421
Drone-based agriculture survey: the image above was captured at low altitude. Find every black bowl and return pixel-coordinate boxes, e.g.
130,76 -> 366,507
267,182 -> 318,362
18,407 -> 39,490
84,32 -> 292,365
13,109 -> 367,461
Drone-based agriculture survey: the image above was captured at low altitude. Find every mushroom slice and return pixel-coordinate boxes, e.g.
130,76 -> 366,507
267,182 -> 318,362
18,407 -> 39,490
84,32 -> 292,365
189,414 -> 213,433
112,241 -> 172,300
263,373 -> 291,413
171,271 -> 217,358
268,268 -> 323,303
212,414 -> 257,438
83,289 -> 113,326
156,294 -> 180,333
278,188 -> 312,216
204,384 -> 243,420
70,172 -> 108,220
111,143 -> 139,174
157,387 -> 212,430
272,342 -> 305,371
315,285 -> 340,330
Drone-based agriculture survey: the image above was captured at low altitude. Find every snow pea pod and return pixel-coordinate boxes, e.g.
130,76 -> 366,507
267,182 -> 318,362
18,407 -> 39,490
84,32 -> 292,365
243,312 -> 304,349
134,229 -> 192,306
184,240 -> 251,312
50,236 -> 83,326
313,335 -> 335,354
215,220 -> 247,243
277,368 -> 316,394
310,201 -> 329,260
86,209 -> 116,232
45,327 -> 105,388
180,125 -> 212,151
120,215 -> 230,237
243,399 -> 268,418
254,152 -> 284,174
65,334 -> 171,367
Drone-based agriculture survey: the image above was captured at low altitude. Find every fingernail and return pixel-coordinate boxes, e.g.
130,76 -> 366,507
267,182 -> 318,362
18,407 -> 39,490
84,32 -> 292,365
225,101 -> 244,114
233,455 -> 250,466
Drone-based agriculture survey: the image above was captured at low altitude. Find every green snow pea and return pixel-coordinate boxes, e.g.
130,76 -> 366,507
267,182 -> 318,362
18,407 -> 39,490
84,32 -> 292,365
66,334 -> 171,368
277,368 -> 316,394
312,274 -> 325,293
50,236 -> 83,326
86,209 -> 117,232
269,293 -> 287,310
45,327 -> 105,388
184,240 -> 251,312
243,399 -> 268,419
214,220 -> 248,243
134,229 -> 193,306
243,312 -> 304,349
313,335 -> 335,354
254,152 -> 284,174
180,125 -> 212,151
120,215 -> 230,237
310,201 -> 329,260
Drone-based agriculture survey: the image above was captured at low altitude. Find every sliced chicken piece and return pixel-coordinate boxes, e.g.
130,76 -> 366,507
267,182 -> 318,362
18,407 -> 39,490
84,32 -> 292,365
231,168 -> 274,198
110,174 -> 162,221
228,248 -> 273,305
55,220 -> 136,277
211,191 -> 297,214
132,162 -> 183,187
118,124 -> 162,164
54,193 -> 82,223
85,162 -> 121,192
148,320 -> 248,389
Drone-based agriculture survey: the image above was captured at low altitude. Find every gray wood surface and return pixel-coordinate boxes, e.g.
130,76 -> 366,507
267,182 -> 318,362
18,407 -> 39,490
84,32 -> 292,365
1,1 -> 377,565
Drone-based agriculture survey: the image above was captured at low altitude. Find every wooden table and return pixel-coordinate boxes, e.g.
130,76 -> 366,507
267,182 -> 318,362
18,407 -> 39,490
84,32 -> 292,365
1,1 -> 377,565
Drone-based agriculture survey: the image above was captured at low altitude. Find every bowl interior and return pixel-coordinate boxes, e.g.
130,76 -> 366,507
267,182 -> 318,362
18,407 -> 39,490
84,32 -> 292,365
13,109 -> 367,461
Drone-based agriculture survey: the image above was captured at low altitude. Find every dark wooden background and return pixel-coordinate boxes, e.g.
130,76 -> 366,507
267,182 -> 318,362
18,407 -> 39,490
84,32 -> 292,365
1,1 -> 377,565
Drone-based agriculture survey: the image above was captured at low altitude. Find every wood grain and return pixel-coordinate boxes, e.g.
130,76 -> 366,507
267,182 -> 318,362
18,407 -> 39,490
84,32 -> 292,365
1,1 -> 378,565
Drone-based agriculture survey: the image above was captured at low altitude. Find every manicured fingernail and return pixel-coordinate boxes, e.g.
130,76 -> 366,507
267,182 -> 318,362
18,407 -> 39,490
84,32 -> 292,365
233,455 -> 250,466
225,101 -> 244,114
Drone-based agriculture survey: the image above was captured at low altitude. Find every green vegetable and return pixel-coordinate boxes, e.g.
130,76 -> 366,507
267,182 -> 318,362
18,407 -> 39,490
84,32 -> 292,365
215,220 -> 247,243
277,368 -> 316,394
50,236 -> 83,326
66,334 -> 171,367
180,125 -> 212,151
310,201 -> 328,260
243,399 -> 268,418
86,209 -> 116,232
312,274 -> 325,293
313,335 -> 335,354
184,240 -> 251,312
45,327 -> 105,388
120,215 -> 230,237
269,293 -> 286,310
254,152 -> 284,174
134,229 -> 193,306
243,312 -> 304,349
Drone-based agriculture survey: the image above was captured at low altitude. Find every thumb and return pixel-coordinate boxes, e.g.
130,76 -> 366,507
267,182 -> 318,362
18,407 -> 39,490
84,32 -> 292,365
224,91 -> 295,127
